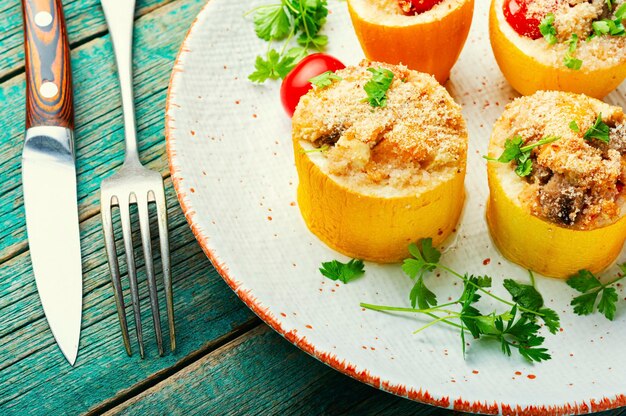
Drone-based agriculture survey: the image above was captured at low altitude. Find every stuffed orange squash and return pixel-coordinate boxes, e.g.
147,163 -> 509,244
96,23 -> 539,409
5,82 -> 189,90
490,0 -> 626,98
347,0 -> 474,84
292,61 -> 468,263
486,91 -> 626,278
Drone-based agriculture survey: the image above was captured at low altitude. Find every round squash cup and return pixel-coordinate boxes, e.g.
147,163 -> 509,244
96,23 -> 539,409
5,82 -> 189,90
489,0 -> 626,99
486,108 -> 626,279
294,141 -> 466,263
347,0 -> 474,84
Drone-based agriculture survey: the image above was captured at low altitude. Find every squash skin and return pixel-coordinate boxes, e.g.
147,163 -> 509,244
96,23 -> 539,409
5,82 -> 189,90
347,0 -> 475,84
486,140 -> 626,280
294,140 -> 466,263
488,0 -> 626,99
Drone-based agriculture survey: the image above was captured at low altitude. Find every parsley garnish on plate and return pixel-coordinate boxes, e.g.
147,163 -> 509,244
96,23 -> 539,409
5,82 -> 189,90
539,13 -> 558,45
484,135 -> 560,177
319,258 -> 365,284
247,0 -> 329,83
363,67 -> 395,108
567,266 -> 626,320
361,239 -> 559,362
583,113 -> 610,143
309,71 -> 342,88
564,34 -> 582,70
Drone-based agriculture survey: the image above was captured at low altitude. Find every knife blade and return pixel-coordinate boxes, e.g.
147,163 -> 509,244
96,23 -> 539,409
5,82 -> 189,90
21,0 -> 82,366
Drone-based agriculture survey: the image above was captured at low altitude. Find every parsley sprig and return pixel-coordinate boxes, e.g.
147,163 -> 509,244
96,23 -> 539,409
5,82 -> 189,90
363,67 -> 394,108
309,71 -> 342,88
484,136 -> 560,177
591,3 -> 626,37
320,258 -> 365,284
361,239 -> 560,362
583,113 -> 611,143
564,34 -> 582,70
539,13 -> 558,45
247,0 -> 329,83
567,265 -> 626,320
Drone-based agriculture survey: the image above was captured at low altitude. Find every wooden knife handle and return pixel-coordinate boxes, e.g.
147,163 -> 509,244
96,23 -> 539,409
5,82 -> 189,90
21,0 -> 74,130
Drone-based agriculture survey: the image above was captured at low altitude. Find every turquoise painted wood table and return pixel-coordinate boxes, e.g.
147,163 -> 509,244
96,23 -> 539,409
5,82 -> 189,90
0,1 -> 624,415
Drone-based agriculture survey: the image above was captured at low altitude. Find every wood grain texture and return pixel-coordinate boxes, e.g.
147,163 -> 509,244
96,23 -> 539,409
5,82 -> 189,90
22,0 -> 73,128
0,177 -> 257,415
107,325 -> 452,416
0,0 -> 175,80
0,0 -> 204,263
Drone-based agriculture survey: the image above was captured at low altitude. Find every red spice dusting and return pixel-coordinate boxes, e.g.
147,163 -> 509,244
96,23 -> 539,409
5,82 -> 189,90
370,347 -> 376,350
190,187 -> 195,193
305,325 -> 313,329
290,201 -> 296,206
560,328 -> 564,332
253,114 -> 258,118
235,100 -> 240,104
527,374 -> 536,379
515,371 -> 522,376
267,216 -> 272,221
472,370 -> 479,374
482,258 -> 491,265
190,130 -> 196,136
437,229 -> 443,236
362,346 -> 367,350
280,312 -> 287,317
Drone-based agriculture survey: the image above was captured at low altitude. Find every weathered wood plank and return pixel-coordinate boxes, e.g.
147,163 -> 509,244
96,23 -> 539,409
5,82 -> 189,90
106,325 -> 449,415
0,0 -> 176,80
0,0 -> 206,263
0,177 -> 257,415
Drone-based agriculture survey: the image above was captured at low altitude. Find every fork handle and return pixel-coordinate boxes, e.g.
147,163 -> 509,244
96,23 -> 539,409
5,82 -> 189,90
100,0 -> 140,165
21,0 -> 74,130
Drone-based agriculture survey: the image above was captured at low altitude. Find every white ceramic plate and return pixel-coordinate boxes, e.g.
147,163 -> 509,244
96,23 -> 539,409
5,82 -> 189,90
166,1 -> 626,414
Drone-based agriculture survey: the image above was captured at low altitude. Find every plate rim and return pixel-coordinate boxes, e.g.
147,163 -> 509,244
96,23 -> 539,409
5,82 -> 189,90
164,1 -> 626,413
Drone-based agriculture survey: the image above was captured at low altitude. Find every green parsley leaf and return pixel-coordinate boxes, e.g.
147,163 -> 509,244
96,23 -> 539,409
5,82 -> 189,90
319,258 -> 365,284
607,0 -> 614,11
564,34 -> 583,70
503,279 -> 544,313
485,136 -> 560,177
248,0 -> 330,83
248,49 -> 296,83
253,4 -> 291,41
616,2 -> 626,20
569,120 -> 580,132
309,71 -> 342,88
409,276 -> 437,309
503,279 -> 560,334
363,67 -> 394,108
539,13 -> 558,44
567,268 -> 625,320
583,113 -> 610,143
598,287 -> 618,320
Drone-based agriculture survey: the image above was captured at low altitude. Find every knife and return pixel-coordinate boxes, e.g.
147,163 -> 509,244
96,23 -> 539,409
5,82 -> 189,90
21,0 -> 82,366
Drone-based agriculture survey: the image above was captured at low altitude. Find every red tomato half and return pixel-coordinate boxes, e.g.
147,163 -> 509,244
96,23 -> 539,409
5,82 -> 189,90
407,0 -> 444,14
503,0 -> 542,39
280,53 -> 345,117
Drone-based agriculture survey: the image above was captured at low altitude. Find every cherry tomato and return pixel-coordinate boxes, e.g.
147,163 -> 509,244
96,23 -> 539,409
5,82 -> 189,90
503,0 -> 542,39
406,0 -> 444,14
280,53 -> 345,117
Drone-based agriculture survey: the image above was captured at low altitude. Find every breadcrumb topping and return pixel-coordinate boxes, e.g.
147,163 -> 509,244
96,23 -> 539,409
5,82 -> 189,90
491,91 -> 626,229
505,0 -> 626,69
292,60 -> 467,192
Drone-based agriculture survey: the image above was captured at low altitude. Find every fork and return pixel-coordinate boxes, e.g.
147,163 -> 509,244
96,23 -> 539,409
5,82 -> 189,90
99,0 -> 175,357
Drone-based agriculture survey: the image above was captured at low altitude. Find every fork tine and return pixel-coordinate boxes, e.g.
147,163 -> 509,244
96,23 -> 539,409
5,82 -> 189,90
153,186 -> 175,351
136,191 -> 164,356
101,196 -> 132,356
118,193 -> 145,358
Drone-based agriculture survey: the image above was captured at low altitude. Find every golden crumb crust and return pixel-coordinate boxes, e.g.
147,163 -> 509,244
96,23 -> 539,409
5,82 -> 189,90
292,60 -> 467,193
489,91 -> 626,229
